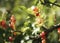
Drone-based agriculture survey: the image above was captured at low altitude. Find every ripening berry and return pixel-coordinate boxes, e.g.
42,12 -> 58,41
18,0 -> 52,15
40,31 -> 46,39
36,12 -> 40,16
9,36 -> 13,42
33,7 -> 38,12
31,6 -> 38,13
0,20 -> 6,26
42,39 -> 46,43
0,20 -> 7,29
35,17 -> 44,24
9,23 -> 14,30
58,27 -> 60,34
10,15 -> 16,24
35,17 -> 40,23
13,32 -> 17,36
9,15 -> 16,30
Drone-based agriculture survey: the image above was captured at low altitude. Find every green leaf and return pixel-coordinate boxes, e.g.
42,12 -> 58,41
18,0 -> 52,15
49,0 -> 56,3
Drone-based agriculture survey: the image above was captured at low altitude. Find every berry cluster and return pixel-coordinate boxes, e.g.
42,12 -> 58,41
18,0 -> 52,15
31,6 -> 40,16
40,31 -> 46,43
9,15 -> 16,30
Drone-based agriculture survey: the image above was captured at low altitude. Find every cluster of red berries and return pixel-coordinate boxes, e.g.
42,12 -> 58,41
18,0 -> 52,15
40,31 -> 46,43
31,6 -> 40,16
0,15 -> 16,31
40,31 -> 46,40
9,15 -> 16,30
0,20 -> 7,29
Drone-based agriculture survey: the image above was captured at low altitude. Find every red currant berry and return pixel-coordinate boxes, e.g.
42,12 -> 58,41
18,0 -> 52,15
9,22 -> 15,30
40,31 -> 46,39
0,20 -> 7,29
33,7 -> 38,12
36,12 -> 40,16
9,36 -> 13,42
10,15 -> 16,23
13,32 -> 17,36
31,6 -> 38,12
42,39 -> 46,43
58,27 -> 60,34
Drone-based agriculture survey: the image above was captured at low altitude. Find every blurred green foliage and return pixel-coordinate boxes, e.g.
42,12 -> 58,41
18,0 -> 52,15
0,0 -> 60,43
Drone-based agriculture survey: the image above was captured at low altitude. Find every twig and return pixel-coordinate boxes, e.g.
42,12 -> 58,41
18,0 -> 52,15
40,0 -> 60,7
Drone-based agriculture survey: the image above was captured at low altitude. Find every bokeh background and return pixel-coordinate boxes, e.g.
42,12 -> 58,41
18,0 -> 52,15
0,0 -> 60,43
